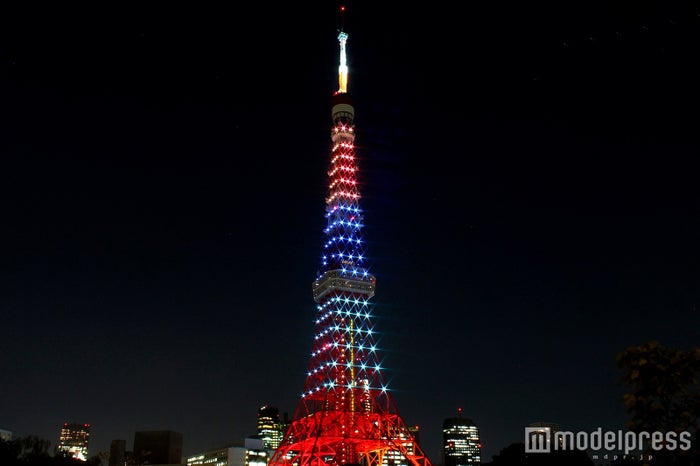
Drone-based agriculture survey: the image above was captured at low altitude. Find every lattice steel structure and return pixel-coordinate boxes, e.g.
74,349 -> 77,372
269,15 -> 432,466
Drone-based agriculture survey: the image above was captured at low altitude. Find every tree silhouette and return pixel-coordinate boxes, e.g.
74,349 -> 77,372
485,442 -> 594,465
488,442 -> 527,465
616,340 -> 700,465
0,436 -> 97,466
0,438 -> 22,465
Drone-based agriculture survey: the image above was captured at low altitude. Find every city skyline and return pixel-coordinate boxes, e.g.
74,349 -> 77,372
2,1 -> 699,464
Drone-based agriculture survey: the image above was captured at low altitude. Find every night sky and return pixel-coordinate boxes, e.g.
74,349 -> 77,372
1,1 -> 699,463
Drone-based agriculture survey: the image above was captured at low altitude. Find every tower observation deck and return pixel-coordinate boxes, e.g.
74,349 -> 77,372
268,9 -> 433,466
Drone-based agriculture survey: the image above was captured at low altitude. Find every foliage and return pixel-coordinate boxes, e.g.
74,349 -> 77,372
616,341 -> 700,434
0,436 -> 101,466
485,442 -> 594,465
617,340 -> 700,465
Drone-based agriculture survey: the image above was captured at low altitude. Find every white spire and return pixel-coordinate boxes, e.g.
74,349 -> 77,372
337,6 -> 348,94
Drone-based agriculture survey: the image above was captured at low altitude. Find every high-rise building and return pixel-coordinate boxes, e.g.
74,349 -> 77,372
245,432 -> 270,466
409,426 -> 421,445
246,442 -> 269,466
277,412 -> 290,445
442,409 -> 481,466
256,406 -> 284,450
268,8 -> 432,466
528,421 -> 562,449
241,406 -> 289,466
187,445 -> 247,466
528,421 -> 561,434
109,439 -> 126,466
57,422 -> 91,461
133,430 -> 183,465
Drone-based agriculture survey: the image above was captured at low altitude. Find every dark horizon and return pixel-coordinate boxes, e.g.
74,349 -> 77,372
2,1 -> 699,464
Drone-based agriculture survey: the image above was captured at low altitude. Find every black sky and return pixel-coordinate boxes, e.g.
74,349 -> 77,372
1,1 -> 699,463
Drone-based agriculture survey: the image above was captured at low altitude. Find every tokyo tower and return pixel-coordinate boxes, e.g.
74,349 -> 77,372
268,9 -> 433,466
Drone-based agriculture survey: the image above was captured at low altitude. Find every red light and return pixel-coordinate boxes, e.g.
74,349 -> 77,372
340,6 -> 345,11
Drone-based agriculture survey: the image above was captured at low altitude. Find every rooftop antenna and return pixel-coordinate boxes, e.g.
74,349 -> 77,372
339,4 -> 346,31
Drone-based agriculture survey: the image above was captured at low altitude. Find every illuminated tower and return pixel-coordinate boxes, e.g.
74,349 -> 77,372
269,9 -> 432,466
57,422 -> 91,461
442,409 -> 481,466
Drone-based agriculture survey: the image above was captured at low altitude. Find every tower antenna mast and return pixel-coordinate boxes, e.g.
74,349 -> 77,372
339,4 -> 346,31
337,5 -> 349,94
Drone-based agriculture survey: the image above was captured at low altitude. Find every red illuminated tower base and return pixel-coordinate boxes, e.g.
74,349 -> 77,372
268,19 -> 432,466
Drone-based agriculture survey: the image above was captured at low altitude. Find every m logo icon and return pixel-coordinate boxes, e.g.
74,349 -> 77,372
524,427 -> 551,453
